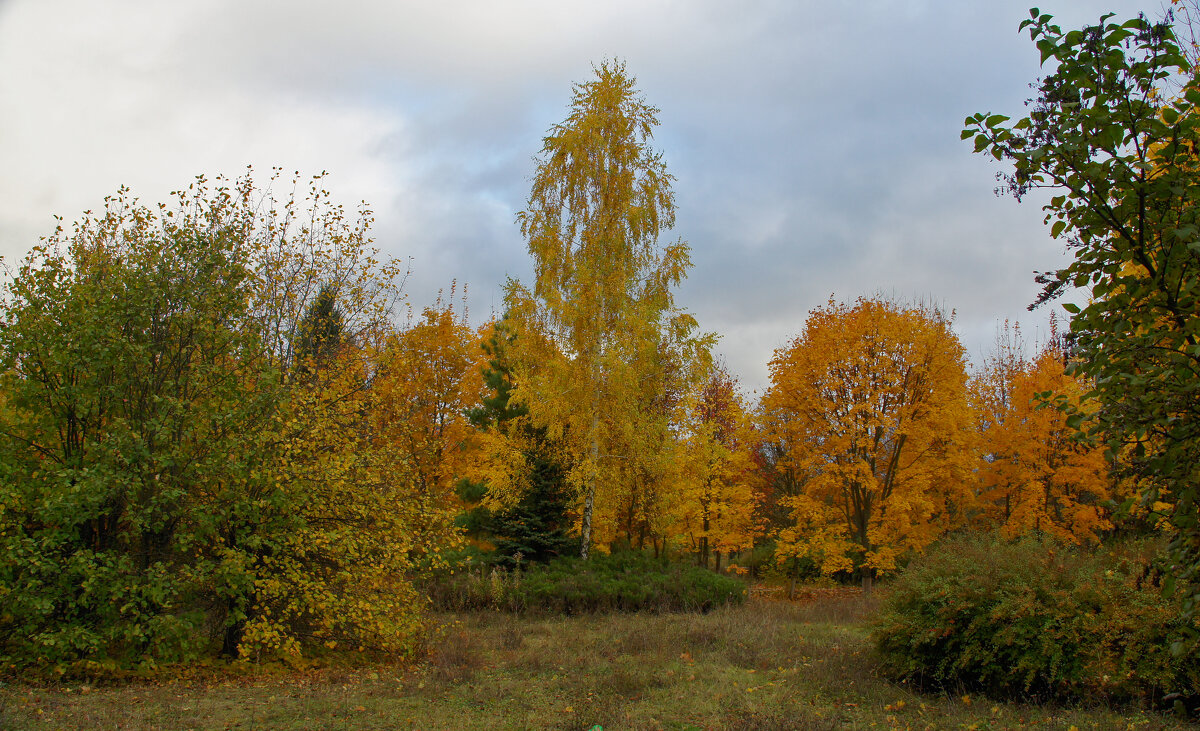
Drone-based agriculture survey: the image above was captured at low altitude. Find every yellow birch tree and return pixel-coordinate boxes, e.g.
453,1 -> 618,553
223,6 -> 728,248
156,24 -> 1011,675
505,60 -> 711,559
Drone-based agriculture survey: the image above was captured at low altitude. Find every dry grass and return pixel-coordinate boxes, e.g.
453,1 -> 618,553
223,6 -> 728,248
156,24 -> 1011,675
0,590 -> 1191,730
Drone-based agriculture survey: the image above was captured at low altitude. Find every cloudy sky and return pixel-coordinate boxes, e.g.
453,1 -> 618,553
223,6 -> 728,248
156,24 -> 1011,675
0,0 -> 1157,393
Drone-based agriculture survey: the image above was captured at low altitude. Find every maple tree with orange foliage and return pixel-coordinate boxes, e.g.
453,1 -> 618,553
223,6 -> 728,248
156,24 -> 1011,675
762,297 -> 976,591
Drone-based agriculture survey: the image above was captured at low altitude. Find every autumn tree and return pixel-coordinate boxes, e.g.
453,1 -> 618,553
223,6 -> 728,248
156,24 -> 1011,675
600,329 -> 704,554
370,289 -> 484,554
505,60 -> 711,559
965,10 -> 1200,607
762,297 -> 975,591
972,326 -> 1113,543
672,364 -> 761,570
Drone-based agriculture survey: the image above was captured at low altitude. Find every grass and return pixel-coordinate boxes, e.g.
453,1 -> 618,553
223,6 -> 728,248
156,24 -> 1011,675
0,591 -> 1191,730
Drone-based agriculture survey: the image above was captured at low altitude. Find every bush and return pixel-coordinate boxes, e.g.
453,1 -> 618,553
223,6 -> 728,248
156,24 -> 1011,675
427,551 -> 746,615
0,173 -> 429,673
872,534 -> 1200,708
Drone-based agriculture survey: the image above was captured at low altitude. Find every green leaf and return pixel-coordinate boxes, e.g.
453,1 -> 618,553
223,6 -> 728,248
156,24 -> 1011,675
1038,38 -> 1055,65
1050,220 -> 1066,238
1062,302 -> 1080,314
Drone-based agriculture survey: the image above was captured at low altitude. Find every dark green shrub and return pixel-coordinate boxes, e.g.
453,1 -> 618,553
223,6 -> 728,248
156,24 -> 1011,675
872,534 -> 1200,707
427,551 -> 746,615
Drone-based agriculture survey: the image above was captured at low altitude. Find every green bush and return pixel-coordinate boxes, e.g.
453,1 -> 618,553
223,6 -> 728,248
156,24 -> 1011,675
872,534 -> 1200,707
427,551 -> 746,615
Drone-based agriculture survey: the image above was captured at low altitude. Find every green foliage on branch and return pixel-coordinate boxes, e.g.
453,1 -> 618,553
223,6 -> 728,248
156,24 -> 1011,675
964,9 -> 1200,614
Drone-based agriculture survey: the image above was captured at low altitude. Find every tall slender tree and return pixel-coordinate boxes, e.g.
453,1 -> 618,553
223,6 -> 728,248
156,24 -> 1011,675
505,60 -> 710,558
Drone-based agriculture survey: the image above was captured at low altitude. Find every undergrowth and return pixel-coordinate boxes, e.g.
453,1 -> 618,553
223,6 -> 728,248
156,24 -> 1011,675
426,551 -> 747,615
873,534 -> 1200,713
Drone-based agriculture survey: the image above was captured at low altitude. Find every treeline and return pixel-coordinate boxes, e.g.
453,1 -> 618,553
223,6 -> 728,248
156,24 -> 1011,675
0,165 -> 1104,673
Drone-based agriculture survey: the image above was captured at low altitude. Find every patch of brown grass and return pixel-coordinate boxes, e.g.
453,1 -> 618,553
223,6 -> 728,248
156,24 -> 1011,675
429,627 -> 482,684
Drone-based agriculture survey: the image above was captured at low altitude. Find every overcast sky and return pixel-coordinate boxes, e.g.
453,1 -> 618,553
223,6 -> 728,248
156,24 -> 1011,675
0,0 -> 1158,393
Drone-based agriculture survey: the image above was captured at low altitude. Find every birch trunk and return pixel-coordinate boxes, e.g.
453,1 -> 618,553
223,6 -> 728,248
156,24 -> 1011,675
580,406 -> 599,559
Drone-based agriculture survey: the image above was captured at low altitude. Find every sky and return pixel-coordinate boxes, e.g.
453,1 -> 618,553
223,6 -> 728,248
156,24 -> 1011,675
0,0 -> 1160,394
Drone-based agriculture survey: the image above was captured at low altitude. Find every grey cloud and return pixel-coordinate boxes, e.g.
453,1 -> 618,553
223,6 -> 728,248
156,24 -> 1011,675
0,0 -> 1157,395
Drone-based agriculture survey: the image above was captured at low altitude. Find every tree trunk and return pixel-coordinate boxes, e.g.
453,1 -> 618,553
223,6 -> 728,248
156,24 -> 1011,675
861,568 -> 874,595
221,595 -> 249,659
580,408 -> 599,560
222,620 -> 244,658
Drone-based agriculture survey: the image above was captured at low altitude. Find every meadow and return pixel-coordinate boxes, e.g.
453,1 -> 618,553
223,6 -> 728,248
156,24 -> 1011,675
1,590 -> 1189,731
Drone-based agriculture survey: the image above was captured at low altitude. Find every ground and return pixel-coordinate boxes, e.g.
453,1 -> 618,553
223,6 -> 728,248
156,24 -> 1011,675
0,591 -> 1191,730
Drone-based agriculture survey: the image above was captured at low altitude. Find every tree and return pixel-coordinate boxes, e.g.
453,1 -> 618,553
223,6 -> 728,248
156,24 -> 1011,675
293,282 -> 347,376
370,291 -> 484,547
964,10 -> 1200,609
672,364 -> 761,569
0,173 -> 431,668
464,318 -> 575,565
0,187 -> 268,666
972,328 -> 1113,543
762,297 -> 975,591
505,60 -> 711,559
600,329 -> 703,554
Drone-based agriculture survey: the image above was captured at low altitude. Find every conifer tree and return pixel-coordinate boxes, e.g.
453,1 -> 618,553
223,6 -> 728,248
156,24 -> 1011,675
466,320 -> 574,565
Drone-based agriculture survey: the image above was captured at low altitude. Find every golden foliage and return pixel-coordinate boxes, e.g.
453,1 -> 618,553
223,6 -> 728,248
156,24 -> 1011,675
0,170 -> 447,666
762,297 -> 975,580
669,365 -> 762,565
505,61 -> 712,557
238,353 -> 427,658
375,291 -> 486,501
972,328 -> 1113,543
